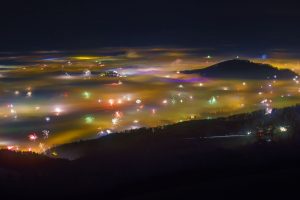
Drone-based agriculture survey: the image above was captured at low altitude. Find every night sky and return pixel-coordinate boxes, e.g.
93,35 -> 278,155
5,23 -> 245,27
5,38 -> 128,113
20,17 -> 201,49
1,1 -> 300,52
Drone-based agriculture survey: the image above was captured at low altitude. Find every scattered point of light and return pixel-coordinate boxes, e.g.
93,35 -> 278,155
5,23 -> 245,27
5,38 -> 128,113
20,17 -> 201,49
261,54 -> 267,59
279,126 -> 287,132
54,106 -> 63,115
83,91 -> 91,99
7,146 -> 14,150
26,91 -> 32,97
28,134 -> 38,141
112,118 -> 119,125
108,99 -> 114,106
85,116 -> 95,124
115,111 -> 122,118
152,109 -> 156,114
117,99 -> 123,104
42,130 -> 50,139
136,99 -> 142,104
208,96 -> 217,105
265,107 -> 273,115
83,69 -> 91,77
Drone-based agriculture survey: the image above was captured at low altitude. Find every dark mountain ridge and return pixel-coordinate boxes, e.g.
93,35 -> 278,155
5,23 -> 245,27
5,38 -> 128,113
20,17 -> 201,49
183,59 -> 298,79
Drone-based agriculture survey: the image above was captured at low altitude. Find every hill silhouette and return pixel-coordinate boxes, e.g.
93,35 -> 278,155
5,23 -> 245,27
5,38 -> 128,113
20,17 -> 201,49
1,105 -> 300,198
183,59 -> 298,79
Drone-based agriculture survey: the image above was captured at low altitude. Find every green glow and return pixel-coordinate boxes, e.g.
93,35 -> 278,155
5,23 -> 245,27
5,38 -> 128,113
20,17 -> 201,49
83,91 -> 91,99
85,116 -> 95,124
208,96 -> 217,105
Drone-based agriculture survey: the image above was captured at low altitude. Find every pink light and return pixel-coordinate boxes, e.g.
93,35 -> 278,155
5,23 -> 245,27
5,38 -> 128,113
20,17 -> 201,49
28,133 -> 38,141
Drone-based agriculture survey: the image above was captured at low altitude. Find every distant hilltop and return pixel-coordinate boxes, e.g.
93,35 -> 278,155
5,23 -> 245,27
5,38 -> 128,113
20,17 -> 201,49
183,59 -> 298,79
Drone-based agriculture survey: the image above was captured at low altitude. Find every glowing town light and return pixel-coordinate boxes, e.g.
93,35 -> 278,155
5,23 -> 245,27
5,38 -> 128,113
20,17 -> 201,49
26,91 -> 32,97
162,99 -> 168,104
265,107 -> 273,115
126,96 -> 131,101
247,131 -> 252,135
83,69 -> 91,77
85,116 -> 95,124
42,130 -> 50,139
28,133 -> 38,141
117,99 -> 123,104
136,99 -> 142,104
115,111 -> 122,118
133,120 -> 139,123
152,109 -> 156,114
178,84 -> 184,88
7,146 -> 14,150
108,99 -> 114,106
199,83 -> 203,87
208,96 -> 217,105
54,106 -> 63,115
82,91 -> 91,99
242,82 -> 246,86
14,90 -> 20,95
112,118 -> 119,125
279,126 -> 287,132
45,117 -> 51,122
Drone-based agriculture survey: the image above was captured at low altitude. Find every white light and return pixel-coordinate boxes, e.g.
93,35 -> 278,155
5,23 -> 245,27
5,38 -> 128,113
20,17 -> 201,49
112,118 -> 118,125
279,126 -> 287,132
136,99 -> 142,104
26,91 -> 32,97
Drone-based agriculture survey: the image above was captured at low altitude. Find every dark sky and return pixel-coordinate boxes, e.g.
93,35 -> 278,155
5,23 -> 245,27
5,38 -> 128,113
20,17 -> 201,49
1,0 -> 300,52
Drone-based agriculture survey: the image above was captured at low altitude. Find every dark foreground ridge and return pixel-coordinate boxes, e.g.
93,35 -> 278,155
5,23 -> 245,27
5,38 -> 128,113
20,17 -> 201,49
183,59 -> 298,79
2,105 -> 300,198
